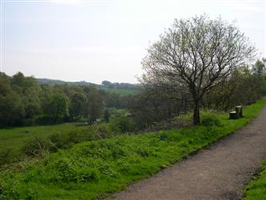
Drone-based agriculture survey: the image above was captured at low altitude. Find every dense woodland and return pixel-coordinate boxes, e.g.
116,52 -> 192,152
0,72 -> 133,127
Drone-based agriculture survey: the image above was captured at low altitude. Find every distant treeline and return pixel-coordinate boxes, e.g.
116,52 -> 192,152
0,72 -> 134,127
101,80 -> 141,90
1,59 -> 266,130
36,78 -> 141,91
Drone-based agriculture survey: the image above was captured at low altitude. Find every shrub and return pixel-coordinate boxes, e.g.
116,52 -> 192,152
23,137 -> 53,157
49,132 -> 74,151
173,112 -> 193,127
95,123 -> 114,139
201,115 -> 222,127
49,158 -> 100,183
0,148 -> 12,165
110,116 -> 135,133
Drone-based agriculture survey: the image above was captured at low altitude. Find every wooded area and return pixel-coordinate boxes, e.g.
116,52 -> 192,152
0,57 -> 265,130
0,72 -> 133,127
141,15 -> 257,125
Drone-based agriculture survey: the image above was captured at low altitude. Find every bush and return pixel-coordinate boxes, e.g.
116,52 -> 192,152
94,124 -> 114,139
201,115 -> 222,127
23,137 -> 53,157
20,124 -> 115,161
49,132 -> 76,151
174,112 -> 193,127
110,116 -> 135,133
0,148 -> 12,165
49,158 -> 100,184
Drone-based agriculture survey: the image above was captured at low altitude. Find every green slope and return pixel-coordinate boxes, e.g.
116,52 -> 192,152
0,98 -> 265,200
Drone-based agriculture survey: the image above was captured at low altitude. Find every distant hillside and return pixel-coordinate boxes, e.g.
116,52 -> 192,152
36,78 -> 141,96
37,78 -> 96,87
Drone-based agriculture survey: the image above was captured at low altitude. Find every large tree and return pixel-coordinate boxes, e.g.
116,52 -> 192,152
142,15 -> 256,125
70,92 -> 87,120
47,93 -> 69,123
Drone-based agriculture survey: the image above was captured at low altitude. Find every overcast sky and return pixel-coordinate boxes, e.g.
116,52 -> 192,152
1,0 -> 265,83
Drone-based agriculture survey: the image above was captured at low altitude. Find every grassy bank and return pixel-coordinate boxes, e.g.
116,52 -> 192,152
0,98 -> 265,199
0,123 -> 115,165
244,161 -> 266,200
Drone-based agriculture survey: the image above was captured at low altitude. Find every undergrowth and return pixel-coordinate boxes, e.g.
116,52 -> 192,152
0,98 -> 265,200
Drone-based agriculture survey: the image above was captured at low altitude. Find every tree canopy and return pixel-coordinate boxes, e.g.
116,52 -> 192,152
142,15 -> 256,125
0,72 -> 133,127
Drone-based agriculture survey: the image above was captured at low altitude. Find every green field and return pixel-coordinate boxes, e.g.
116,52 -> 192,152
244,161 -> 266,199
0,98 -> 265,199
0,123 -> 115,165
0,108 -> 130,166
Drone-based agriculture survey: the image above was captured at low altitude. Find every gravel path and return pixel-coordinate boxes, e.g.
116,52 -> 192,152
107,107 -> 266,200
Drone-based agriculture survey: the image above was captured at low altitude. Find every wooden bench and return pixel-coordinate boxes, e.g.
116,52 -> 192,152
229,106 -> 243,119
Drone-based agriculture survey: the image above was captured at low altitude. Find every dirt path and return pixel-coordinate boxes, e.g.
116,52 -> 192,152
107,107 -> 266,200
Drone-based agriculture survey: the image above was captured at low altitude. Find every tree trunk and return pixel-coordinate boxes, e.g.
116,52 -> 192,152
193,102 -> 200,125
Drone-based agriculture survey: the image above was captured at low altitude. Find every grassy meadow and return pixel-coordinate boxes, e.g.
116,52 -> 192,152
0,98 -> 265,199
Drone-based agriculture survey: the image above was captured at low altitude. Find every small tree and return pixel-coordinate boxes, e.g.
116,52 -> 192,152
142,15 -> 256,125
252,59 -> 266,76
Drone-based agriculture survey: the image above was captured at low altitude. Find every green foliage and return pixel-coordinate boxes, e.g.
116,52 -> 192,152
47,93 -> 70,123
34,115 -> 55,125
173,112 -> 193,127
0,91 -> 25,127
23,137 -> 52,157
130,59 -> 266,128
128,90 -> 193,130
107,108 -> 128,120
110,116 -> 135,133
0,124 -> 91,165
141,15 -> 256,125
0,72 -> 134,127
204,60 -> 266,111
252,60 -> 266,77
86,87 -> 104,123
0,97 -> 265,200
244,161 -> 266,200
70,92 -> 87,119
201,112 -> 222,127
0,121 -> 122,166
103,109 -> 110,122
101,88 -> 139,96
0,149 -> 12,165
37,78 -> 140,97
